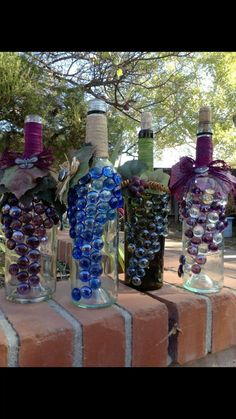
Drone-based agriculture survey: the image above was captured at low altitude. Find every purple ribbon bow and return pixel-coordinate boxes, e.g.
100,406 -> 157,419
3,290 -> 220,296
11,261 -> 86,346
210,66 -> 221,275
169,156 -> 236,202
0,148 -> 54,170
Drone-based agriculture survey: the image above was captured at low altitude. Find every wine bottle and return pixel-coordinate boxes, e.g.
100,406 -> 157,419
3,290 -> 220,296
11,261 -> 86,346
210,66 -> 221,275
172,106 -> 234,293
68,99 -> 122,308
124,112 -> 169,291
0,115 -> 59,303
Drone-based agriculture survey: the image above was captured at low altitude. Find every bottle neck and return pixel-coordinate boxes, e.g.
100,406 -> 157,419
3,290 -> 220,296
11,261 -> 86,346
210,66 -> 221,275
195,123 -> 213,169
138,129 -> 153,171
24,121 -> 43,157
85,113 -> 109,158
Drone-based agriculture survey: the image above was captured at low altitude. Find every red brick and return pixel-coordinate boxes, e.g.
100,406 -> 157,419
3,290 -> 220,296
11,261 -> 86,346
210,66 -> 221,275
208,289 -> 236,353
118,282 -> 168,367
147,283 -> 207,365
0,327 -> 8,367
0,289 -> 74,367
54,281 -> 126,367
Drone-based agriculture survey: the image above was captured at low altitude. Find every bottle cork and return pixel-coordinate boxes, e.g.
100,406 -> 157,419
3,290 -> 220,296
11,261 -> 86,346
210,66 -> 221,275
141,112 -> 152,130
199,106 -> 212,124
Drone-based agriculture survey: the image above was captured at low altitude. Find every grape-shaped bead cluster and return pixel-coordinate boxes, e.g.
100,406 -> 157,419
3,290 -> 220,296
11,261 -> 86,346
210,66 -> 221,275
1,194 -> 59,296
178,183 -> 228,278
68,166 -> 123,302
126,193 -> 170,287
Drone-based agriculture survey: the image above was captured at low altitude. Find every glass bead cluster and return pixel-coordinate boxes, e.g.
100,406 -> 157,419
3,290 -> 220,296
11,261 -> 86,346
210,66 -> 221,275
178,182 -> 228,278
125,193 -> 169,287
68,166 -> 123,302
1,194 -> 59,295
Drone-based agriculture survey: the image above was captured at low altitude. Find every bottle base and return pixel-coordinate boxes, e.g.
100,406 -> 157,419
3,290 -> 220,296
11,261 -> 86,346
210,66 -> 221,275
183,273 -> 222,294
72,287 -> 117,309
5,284 -> 54,304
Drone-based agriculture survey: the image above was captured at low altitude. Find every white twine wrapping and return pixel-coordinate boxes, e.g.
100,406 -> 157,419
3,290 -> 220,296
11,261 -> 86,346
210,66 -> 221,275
85,114 -> 109,157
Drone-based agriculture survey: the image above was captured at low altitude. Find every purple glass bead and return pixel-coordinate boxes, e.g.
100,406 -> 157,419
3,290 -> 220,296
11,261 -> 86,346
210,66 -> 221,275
18,256 -> 30,269
178,264 -> 183,277
216,221 -> 225,232
9,263 -> 19,275
15,243 -> 28,256
191,264 -> 201,274
8,196 -> 18,206
22,224 -> 35,236
32,215 -> 43,227
208,243 -> 219,252
43,218 -> 54,229
2,204 -> 10,214
6,239 -> 16,250
197,215 -> 207,224
12,231 -> 24,243
195,255 -> 207,265
35,226 -> 46,237
181,208 -> 189,219
9,206 -> 22,218
186,217 -> 196,227
28,249 -> 40,261
219,213 -> 226,222
211,202 -> 223,211
192,196 -> 201,204
81,286 -> 92,299
224,219 -> 228,228
185,229 -> 193,238
179,255 -> 186,264
4,227 -> 13,239
10,220 -> 22,230
28,275 -> 40,286
202,233 -> 213,243
200,205 -> 211,213
17,283 -> 31,295
28,262 -> 41,275
191,187 -> 201,195
26,235 -> 40,249
34,204 -> 45,215
16,271 -> 29,282
2,214 -> 13,227
20,212 -> 33,223
191,236 -> 202,245
187,245 -> 198,256
45,207 -> 56,217
52,214 -> 60,225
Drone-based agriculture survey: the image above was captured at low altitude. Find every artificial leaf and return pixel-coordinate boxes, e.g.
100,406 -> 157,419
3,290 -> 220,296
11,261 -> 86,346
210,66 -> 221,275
117,160 -> 147,180
69,143 -> 96,162
0,185 -> 8,194
142,169 -> 170,187
117,68 -> 123,78
0,166 -> 48,199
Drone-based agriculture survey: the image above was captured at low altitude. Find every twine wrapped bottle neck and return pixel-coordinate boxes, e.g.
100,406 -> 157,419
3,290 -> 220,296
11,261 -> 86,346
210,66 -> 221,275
85,113 -> 109,158
24,121 -> 43,157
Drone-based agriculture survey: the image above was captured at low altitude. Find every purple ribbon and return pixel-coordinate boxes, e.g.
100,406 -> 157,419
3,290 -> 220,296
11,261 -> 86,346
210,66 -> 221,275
0,148 -> 54,170
169,156 -> 236,202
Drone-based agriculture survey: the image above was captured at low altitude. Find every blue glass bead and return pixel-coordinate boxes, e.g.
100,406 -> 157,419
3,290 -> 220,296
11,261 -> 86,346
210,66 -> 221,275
69,228 -> 76,239
75,185 -> 88,197
136,267 -> 145,277
156,225 -> 164,234
90,263 -> 103,276
146,250 -> 155,260
86,205 -> 97,217
99,189 -> 112,202
81,286 -> 92,299
103,178 -> 116,190
79,257 -> 91,269
92,180 -> 104,191
138,258 -> 149,268
90,167 -> 103,179
103,166 -> 114,177
81,244 -> 92,256
150,232 -> 158,241
109,197 -> 119,209
79,173 -> 91,184
113,186 -> 122,198
9,206 -> 22,218
127,267 -> 136,277
152,241 -> 161,252
107,209 -> 116,220
72,247 -> 82,260
97,202 -> 109,213
80,270 -> 90,282
93,224 -> 104,237
76,198 -> 87,210
96,213 -> 107,224
72,287 -> 81,301
75,236 -> 84,247
67,207 -> 76,219
69,216 -> 77,227
82,231 -> 93,242
129,257 -> 139,267
74,223 -> 84,235
92,238 -> 104,250
75,210 -> 86,222
135,248 -> 145,258
113,173 -> 122,185
91,251 -> 102,263
84,217 -> 95,231
90,278 -> 101,289
118,196 -> 124,208
87,191 -> 99,205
